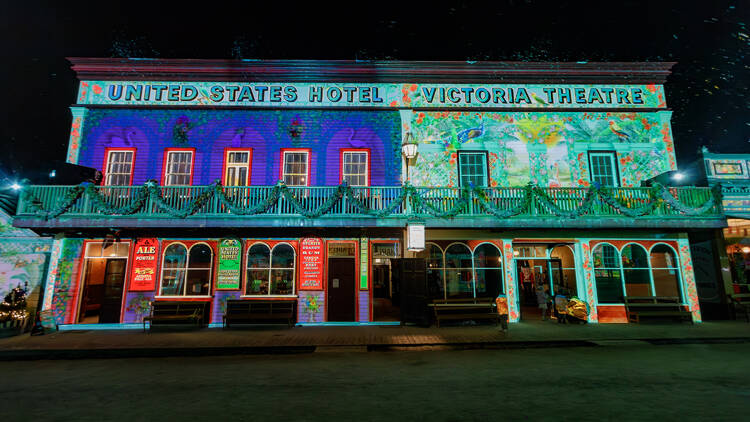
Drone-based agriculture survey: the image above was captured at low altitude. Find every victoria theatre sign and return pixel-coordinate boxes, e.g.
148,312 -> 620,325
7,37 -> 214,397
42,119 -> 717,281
78,81 -> 665,109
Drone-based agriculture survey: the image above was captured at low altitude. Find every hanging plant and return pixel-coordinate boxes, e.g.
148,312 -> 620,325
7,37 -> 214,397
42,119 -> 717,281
172,116 -> 193,145
288,118 -> 304,139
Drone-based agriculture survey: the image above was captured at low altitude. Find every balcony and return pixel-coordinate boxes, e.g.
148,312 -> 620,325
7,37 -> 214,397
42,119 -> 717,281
13,182 -> 726,229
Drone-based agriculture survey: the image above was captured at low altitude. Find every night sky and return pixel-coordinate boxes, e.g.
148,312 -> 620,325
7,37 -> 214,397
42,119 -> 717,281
2,0 -> 748,184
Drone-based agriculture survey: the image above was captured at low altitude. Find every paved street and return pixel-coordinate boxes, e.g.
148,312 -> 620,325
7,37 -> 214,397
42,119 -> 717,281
1,341 -> 748,421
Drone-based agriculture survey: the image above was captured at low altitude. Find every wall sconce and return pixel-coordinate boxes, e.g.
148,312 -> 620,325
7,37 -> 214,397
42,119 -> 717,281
401,132 -> 418,182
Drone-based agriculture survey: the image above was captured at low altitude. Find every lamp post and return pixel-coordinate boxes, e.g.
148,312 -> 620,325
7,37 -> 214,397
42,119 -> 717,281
401,132 -> 418,182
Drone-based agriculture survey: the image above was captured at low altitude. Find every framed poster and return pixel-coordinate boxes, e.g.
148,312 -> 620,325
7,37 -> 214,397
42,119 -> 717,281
217,238 -> 242,289
129,238 -> 159,291
299,237 -> 324,290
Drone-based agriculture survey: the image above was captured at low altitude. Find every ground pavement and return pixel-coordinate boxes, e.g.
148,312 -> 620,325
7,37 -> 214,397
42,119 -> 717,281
1,320 -> 748,359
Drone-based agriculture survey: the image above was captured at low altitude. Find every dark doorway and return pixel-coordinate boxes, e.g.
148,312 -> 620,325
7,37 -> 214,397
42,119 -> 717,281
327,257 -> 356,321
373,263 -> 400,321
78,258 -> 127,323
394,258 -> 430,326
99,259 -> 127,323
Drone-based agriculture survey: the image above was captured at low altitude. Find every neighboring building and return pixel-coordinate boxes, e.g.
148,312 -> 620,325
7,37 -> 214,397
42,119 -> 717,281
13,59 -> 725,328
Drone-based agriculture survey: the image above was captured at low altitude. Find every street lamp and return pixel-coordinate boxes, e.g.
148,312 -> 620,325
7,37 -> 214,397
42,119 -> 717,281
401,132 -> 418,182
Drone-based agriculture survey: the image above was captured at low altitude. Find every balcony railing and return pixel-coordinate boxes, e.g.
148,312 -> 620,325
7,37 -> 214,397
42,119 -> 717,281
14,182 -> 724,227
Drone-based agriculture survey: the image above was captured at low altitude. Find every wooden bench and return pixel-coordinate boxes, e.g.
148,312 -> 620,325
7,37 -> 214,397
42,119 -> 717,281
222,299 -> 296,328
624,296 -> 693,324
143,301 -> 206,331
730,294 -> 750,322
429,298 -> 498,328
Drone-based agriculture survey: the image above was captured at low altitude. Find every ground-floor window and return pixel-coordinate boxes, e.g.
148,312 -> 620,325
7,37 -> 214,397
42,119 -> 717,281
418,242 -> 503,300
159,242 -> 213,296
245,242 -> 296,296
593,242 -> 682,303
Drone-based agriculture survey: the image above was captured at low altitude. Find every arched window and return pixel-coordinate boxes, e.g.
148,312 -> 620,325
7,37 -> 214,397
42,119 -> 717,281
245,243 -> 296,296
271,244 -> 295,295
416,243 -> 444,299
550,245 -> 577,297
622,244 -> 651,296
650,244 -> 682,297
445,243 -> 473,298
246,243 -> 271,295
160,243 -> 212,296
593,244 -> 623,303
473,243 -> 503,298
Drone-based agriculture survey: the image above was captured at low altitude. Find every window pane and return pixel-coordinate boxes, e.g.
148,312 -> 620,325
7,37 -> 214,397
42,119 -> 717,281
650,245 -> 677,268
652,269 -> 680,297
189,244 -> 212,269
473,244 -> 502,268
590,153 -> 617,187
165,151 -> 193,186
445,244 -> 472,268
247,244 -> 270,268
163,244 -> 187,269
160,269 -> 186,296
593,244 -> 624,303
272,244 -> 295,268
270,269 -> 294,295
624,269 -> 652,296
246,269 -> 270,295
622,244 -> 648,268
417,244 -> 443,269
186,269 -> 210,295
475,268 -> 503,297
445,269 -> 473,298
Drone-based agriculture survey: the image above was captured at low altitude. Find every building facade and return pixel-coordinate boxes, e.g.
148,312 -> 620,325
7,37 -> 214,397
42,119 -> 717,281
13,59 -> 725,328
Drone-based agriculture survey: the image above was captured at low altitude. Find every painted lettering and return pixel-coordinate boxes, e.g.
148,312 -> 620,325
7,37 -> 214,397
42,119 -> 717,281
587,88 -> 603,104
616,88 -> 631,104
600,87 -> 614,103
447,87 -> 460,103
152,85 -> 167,101
270,86 -> 282,102
358,87 -> 371,102
309,86 -> 323,102
475,88 -> 490,103
283,86 -> 297,102
574,88 -> 586,104
516,87 -> 531,104
543,87 -> 555,103
372,86 -> 383,103
492,88 -> 507,104
254,85 -> 268,102
181,85 -> 198,101
343,86 -> 357,102
460,87 -> 473,103
209,85 -> 224,102
558,88 -> 571,104
125,85 -> 143,101
422,87 -> 436,103
238,86 -> 255,102
327,87 -> 342,102
631,88 -> 644,104
108,84 -> 123,100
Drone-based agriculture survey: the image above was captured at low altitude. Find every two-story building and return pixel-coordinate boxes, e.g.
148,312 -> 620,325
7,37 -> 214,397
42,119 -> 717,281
13,59 -> 724,329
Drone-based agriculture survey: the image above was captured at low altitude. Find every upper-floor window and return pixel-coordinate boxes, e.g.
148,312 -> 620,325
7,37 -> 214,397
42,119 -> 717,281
589,152 -> 619,187
163,149 -> 194,186
458,151 -> 488,187
103,148 -> 135,186
223,149 -> 252,186
341,149 -> 369,186
281,149 -> 309,186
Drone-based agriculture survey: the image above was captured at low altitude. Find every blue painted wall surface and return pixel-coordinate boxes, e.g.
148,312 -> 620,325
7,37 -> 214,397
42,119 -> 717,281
78,109 -> 402,185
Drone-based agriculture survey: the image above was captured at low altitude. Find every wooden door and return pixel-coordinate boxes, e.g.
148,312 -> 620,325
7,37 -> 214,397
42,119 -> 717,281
327,258 -> 356,321
99,259 -> 127,323
396,258 -> 430,326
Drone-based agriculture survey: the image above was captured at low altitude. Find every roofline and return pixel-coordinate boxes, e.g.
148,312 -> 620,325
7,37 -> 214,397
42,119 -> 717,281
67,58 -> 676,84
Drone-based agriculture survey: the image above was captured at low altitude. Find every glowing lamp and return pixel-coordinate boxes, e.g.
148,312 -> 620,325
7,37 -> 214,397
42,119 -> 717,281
401,132 -> 418,160
671,172 -> 685,182
742,247 -> 750,254
9,183 -> 21,191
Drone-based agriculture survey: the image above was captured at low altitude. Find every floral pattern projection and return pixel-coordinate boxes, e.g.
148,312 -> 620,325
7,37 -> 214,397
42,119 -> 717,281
49,238 -> 85,325
0,212 -> 52,320
579,242 -> 599,323
406,110 -> 676,188
678,238 -> 702,322
502,241 -> 519,322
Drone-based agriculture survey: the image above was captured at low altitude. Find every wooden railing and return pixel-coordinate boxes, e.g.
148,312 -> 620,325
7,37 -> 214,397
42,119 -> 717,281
15,184 -> 722,221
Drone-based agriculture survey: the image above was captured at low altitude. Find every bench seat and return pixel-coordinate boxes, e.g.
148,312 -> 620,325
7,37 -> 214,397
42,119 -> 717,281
624,296 -> 692,324
223,299 -> 296,328
430,298 -> 498,328
143,301 -> 207,331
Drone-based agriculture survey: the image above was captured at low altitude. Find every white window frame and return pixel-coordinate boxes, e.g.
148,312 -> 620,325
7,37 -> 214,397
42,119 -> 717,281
588,152 -> 619,187
457,151 -> 488,187
224,149 -> 251,186
104,149 -> 135,186
282,150 -> 310,186
341,150 -> 369,187
164,150 -> 194,186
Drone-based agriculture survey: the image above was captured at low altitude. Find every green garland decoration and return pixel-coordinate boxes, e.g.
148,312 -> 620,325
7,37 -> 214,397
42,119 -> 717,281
20,180 -> 725,220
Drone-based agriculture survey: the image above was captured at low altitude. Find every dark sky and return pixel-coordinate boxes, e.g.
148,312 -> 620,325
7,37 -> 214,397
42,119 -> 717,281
2,0 -> 748,183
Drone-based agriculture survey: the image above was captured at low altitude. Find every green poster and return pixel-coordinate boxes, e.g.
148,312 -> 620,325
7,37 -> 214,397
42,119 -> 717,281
217,238 -> 242,289
360,238 -> 368,290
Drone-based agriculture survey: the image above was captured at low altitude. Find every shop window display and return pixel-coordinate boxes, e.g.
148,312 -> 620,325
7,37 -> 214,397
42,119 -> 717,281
159,243 -> 212,296
593,244 -> 624,303
245,243 -> 296,296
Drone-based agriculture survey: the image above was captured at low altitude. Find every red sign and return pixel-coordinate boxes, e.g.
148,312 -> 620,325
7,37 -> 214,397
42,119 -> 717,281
129,238 -> 159,291
299,237 -> 324,290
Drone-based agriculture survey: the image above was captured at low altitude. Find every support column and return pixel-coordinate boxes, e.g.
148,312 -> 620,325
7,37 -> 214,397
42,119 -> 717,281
501,239 -> 519,322
66,106 -> 88,164
577,240 -> 599,323
41,237 -> 64,312
678,238 -> 703,323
